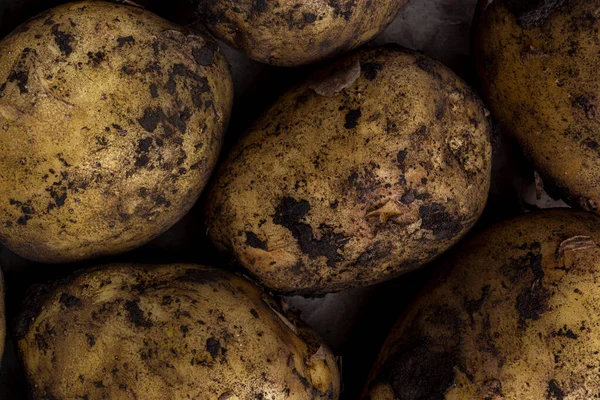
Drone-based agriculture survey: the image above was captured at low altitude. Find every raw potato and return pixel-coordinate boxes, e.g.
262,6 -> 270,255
364,209 -> 600,400
474,0 -> 600,213
198,0 -> 408,66
17,263 -> 340,399
205,46 -> 492,295
0,1 -> 233,263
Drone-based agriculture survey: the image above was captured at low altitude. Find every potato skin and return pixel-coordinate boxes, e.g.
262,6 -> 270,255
474,0 -> 600,213
205,46 -> 492,295
364,209 -> 600,400
0,1 -> 233,263
198,0 -> 407,66
17,263 -> 340,399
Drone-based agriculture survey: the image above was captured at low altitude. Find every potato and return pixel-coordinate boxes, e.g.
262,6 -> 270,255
197,0 -> 408,66
17,263 -> 340,399
205,46 -> 492,295
473,0 -> 600,214
363,209 -> 600,399
0,1 -> 233,263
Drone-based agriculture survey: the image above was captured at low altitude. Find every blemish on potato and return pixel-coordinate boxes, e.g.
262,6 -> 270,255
245,231 -> 267,250
547,379 -> 565,399
58,293 -> 81,309
344,108 -> 362,129
50,24 -> 73,56
117,36 -> 136,47
273,197 -> 346,267
361,62 -> 383,81
124,300 -> 153,328
373,339 -> 459,399
418,203 -> 463,241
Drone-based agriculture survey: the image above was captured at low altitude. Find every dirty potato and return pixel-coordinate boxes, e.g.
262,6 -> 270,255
474,0 -> 600,214
364,209 -> 600,400
17,263 -> 340,399
205,46 -> 492,295
197,0 -> 408,66
0,1 -> 233,263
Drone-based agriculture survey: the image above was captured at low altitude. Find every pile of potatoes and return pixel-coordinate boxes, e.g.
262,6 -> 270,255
0,0 -> 598,398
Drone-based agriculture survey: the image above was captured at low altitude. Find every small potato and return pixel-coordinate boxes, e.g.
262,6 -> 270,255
197,0 -> 408,66
474,0 -> 600,214
0,1 -> 233,263
205,46 -> 492,295
17,264 -> 340,399
364,209 -> 600,399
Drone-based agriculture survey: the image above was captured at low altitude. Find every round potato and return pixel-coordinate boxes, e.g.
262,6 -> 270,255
205,46 -> 492,295
364,209 -> 600,399
0,1 -> 233,263
17,263 -> 340,399
197,0 -> 408,66
474,0 -> 600,214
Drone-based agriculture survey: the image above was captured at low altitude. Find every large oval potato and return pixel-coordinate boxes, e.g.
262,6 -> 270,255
205,46 -> 492,295
364,209 -> 600,399
197,0 -> 408,66
0,1 -> 233,263
474,0 -> 600,214
17,263 -> 340,399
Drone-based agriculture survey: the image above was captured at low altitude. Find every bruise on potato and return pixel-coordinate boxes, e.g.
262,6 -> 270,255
363,209 -> 600,400
17,264 -> 340,399
474,0 -> 600,215
205,46 -> 492,295
197,0 -> 409,66
0,1 -> 233,263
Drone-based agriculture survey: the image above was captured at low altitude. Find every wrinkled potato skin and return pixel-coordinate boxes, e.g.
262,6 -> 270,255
205,47 -> 492,295
474,0 -> 600,213
198,0 -> 407,66
0,1 -> 233,263
364,210 -> 600,400
17,264 -> 340,399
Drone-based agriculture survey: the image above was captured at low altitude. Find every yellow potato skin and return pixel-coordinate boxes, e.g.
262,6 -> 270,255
474,0 -> 600,213
0,1 -> 233,263
198,0 -> 408,66
17,263 -> 340,399
364,209 -> 600,400
205,46 -> 492,295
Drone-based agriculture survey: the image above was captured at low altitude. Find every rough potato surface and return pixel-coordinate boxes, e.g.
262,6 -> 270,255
198,0 -> 408,66
17,263 -> 340,399
474,0 -> 600,214
364,210 -> 600,400
205,46 -> 492,295
0,1 -> 233,263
